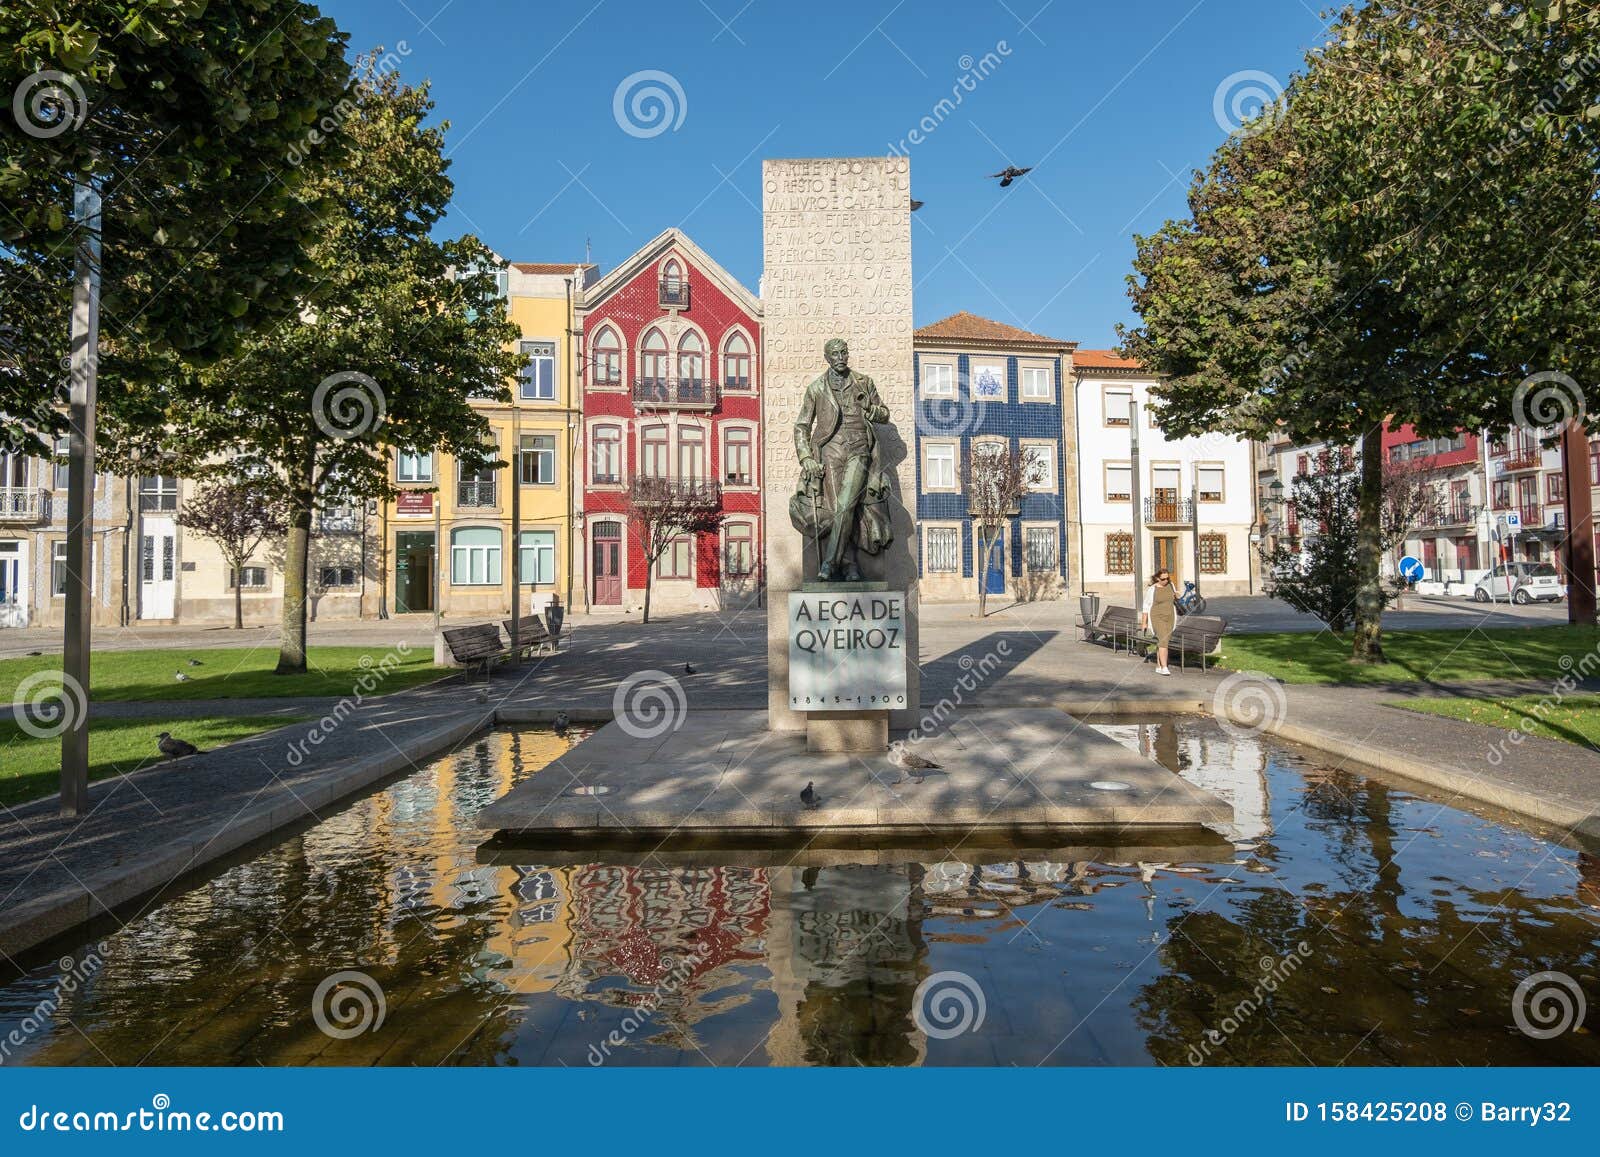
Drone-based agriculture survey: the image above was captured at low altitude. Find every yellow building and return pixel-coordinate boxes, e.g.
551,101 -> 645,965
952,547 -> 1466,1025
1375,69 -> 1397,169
381,261 -> 597,620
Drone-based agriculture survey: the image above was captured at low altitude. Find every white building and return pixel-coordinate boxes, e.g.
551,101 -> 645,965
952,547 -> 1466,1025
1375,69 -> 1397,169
1072,351 -> 1256,597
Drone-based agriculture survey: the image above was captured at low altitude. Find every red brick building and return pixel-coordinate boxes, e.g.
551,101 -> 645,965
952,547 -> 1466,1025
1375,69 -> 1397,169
574,229 -> 763,613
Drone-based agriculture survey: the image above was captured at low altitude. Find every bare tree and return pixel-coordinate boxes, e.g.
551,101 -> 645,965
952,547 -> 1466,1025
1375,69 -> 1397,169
177,479 -> 287,629
625,477 -> 726,624
963,443 -> 1046,618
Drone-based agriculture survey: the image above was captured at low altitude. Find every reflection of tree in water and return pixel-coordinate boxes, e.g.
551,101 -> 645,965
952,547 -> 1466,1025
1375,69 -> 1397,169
1136,772 -> 1600,1066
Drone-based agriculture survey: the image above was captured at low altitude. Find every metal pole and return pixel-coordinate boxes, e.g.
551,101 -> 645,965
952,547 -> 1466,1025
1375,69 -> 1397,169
1561,418 -> 1597,626
1129,399 -> 1142,607
432,485 -> 441,634
510,416 -> 521,660
1190,480 -> 1200,593
60,179 -> 102,817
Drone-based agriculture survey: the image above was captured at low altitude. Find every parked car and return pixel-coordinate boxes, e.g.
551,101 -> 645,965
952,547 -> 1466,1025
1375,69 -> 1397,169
1473,562 -> 1565,604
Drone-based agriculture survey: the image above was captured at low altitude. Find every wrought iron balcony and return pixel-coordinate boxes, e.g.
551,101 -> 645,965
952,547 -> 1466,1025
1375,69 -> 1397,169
1495,438 -> 1542,472
632,377 -> 718,410
1420,502 -> 1476,528
0,487 -> 47,524
1143,496 -> 1194,524
658,280 -> 689,308
1517,504 -> 1546,530
456,479 -> 497,508
629,477 -> 721,506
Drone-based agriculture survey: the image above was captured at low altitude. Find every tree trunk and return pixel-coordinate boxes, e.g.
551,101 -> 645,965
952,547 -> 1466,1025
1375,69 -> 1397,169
277,453 -> 315,674
642,564 -> 653,624
1351,422 -> 1386,664
977,527 -> 990,619
234,575 -> 244,630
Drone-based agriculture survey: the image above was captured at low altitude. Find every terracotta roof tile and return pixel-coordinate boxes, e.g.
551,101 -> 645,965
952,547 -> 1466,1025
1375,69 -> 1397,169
914,311 -> 1073,348
1072,348 -> 1145,371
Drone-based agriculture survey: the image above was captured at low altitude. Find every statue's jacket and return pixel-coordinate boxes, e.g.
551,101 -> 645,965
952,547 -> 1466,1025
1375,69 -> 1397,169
789,369 -> 894,556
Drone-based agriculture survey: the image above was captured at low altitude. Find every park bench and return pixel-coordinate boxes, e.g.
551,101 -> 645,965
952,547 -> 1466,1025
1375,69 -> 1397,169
1082,605 -> 1145,653
501,609 -> 564,660
1134,613 -> 1230,671
441,622 -> 509,678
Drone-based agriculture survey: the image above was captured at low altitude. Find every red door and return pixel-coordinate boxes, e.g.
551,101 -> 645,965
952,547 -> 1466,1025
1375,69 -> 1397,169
592,521 -> 621,605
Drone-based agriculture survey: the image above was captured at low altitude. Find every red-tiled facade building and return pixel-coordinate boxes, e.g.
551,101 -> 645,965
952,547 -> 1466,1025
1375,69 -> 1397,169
574,229 -> 763,613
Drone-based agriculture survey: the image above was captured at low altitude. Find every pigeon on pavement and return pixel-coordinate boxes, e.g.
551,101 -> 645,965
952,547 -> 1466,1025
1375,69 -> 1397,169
800,781 -> 819,810
553,710 -> 570,738
157,732 -> 199,759
684,662 -> 696,676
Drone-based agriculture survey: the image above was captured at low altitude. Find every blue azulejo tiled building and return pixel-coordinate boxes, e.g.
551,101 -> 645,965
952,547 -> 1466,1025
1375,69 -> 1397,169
912,312 -> 1078,602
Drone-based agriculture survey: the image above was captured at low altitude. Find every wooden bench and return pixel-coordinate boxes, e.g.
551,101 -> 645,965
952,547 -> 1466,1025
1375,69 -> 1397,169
502,611 -> 562,659
1082,605 -> 1145,654
1146,614 -> 1230,671
441,622 -> 509,677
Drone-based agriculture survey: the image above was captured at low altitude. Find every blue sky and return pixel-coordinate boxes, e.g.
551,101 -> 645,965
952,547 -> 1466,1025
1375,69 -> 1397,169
324,0 -> 1333,347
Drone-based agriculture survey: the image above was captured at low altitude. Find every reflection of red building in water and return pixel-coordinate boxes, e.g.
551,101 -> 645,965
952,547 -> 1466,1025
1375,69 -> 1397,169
559,865 -> 771,1019
575,229 -> 763,614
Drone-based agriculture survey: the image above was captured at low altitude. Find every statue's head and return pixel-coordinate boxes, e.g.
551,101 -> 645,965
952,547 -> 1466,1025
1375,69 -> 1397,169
824,339 -> 849,373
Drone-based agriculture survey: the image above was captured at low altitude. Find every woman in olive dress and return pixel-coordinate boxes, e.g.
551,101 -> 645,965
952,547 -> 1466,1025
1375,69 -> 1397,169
1139,568 -> 1177,676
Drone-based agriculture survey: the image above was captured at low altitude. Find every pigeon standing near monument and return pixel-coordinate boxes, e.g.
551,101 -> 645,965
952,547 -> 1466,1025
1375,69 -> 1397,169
800,781 -> 819,810
890,743 -> 940,784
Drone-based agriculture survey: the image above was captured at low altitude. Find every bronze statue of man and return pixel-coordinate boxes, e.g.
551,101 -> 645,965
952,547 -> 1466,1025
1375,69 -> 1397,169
791,338 -> 895,581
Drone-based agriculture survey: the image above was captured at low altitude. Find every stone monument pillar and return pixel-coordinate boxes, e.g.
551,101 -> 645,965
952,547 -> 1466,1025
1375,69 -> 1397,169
762,157 -> 919,740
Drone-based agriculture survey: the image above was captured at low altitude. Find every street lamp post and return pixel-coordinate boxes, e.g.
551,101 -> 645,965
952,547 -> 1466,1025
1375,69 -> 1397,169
1130,399 -> 1142,607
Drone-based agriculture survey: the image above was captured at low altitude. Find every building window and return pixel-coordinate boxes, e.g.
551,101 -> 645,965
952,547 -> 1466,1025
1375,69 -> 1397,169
450,527 -> 502,585
1024,526 -> 1058,571
1198,532 -> 1228,574
591,424 -> 622,484
518,530 -> 556,586
397,451 -> 433,483
229,565 -> 269,590
724,427 -> 753,486
659,258 -> 688,307
678,425 -> 705,481
457,454 -> 497,508
1196,464 -> 1225,503
1296,453 -> 1309,476
1105,532 -> 1134,575
641,425 -> 669,478
1491,479 -> 1512,509
922,363 -> 955,397
724,522 -> 753,576
1546,471 -> 1565,502
319,566 -> 358,587
926,526 -> 960,573
677,330 -> 705,390
723,332 -> 752,389
51,541 -> 97,595
520,434 -> 556,486
1021,366 -> 1051,400
924,443 -> 957,490
518,339 -> 556,400
1104,387 -> 1132,426
657,535 -> 694,579
52,438 -> 70,490
138,475 -> 179,512
640,328 -> 670,387
1590,439 -> 1599,487
1025,444 -> 1055,491
1104,464 -> 1131,502
592,327 -> 622,385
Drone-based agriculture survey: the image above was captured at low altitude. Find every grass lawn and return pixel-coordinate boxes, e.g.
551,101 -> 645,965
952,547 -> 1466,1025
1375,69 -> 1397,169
1215,625 -> 1600,685
1390,695 -> 1600,751
0,715 -> 309,807
0,645 -> 442,704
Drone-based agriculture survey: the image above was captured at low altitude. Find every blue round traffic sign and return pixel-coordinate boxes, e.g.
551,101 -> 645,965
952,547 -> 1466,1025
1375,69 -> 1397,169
1399,555 -> 1425,581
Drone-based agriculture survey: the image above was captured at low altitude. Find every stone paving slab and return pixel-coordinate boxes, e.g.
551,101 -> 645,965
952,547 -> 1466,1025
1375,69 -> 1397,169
474,708 -> 1233,837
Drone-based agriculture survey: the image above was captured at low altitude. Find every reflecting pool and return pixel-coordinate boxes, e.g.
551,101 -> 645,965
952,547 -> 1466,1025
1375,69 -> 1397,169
2,717 -> 1596,1065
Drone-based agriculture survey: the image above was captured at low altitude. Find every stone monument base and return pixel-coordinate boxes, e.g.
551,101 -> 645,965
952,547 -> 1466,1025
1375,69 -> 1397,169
806,709 -> 888,754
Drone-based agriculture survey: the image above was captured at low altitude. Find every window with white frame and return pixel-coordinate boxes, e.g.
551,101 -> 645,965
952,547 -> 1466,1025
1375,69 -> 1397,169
723,332 -> 752,389
450,527 -> 502,585
319,566 -> 358,587
229,565 -> 269,590
1025,444 -> 1055,490
724,427 -> 753,486
922,363 -> 955,397
518,340 -> 556,400
678,425 -> 705,481
926,526 -> 960,573
925,443 -> 957,490
1024,526 -> 1058,571
518,530 -> 556,586
657,535 -> 694,579
52,438 -> 69,490
1021,366 -> 1051,400
397,451 -> 433,483
1104,387 -> 1132,426
640,425 -> 669,478
592,327 -> 622,384
591,424 -> 622,484
724,522 -> 753,576
520,434 -> 556,485
1197,464 -> 1225,503
51,541 -> 97,595
138,475 -> 178,512
1105,463 -> 1132,502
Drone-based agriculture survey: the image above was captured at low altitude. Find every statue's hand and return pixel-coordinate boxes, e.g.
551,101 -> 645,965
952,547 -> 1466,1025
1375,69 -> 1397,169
801,457 -> 823,485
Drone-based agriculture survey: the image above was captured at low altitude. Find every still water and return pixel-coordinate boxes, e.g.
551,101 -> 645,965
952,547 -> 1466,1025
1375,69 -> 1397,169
2,717 -> 1597,1066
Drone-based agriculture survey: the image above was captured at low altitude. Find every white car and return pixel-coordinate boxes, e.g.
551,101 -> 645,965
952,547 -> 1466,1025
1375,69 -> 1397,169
1473,562 -> 1565,604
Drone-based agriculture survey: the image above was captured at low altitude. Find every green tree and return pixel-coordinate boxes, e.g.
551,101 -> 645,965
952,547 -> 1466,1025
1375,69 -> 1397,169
103,59 -> 522,673
0,0 -> 353,453
178,479 -> 287,630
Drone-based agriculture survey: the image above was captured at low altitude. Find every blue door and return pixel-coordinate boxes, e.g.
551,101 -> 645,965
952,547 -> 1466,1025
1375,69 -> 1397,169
984,536 -> 1006,595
